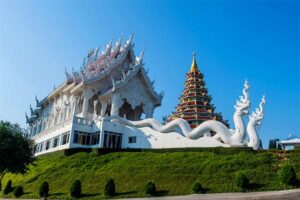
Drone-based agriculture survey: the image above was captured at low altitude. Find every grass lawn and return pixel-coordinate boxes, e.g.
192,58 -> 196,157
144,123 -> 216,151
1,148 -> 299,199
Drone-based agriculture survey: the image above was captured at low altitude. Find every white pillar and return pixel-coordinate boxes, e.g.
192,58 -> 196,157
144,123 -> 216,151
33,124 -> 37,135
41,118 -> 45,131
72,96 -> 80,116
101,102 -> 108,116
145,103 -> 154,118
82,90 -> 92,118
111,93 -> 122,116
30,126 -> 33,137
45,117 -> 49,130
93,100 -> 98,119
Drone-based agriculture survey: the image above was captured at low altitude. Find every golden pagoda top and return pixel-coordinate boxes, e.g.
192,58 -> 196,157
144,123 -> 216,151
190,51 -> 199,73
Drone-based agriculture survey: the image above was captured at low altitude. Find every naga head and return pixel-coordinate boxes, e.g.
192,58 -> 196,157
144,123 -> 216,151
249,96 -> 266,125
234,80 -> 251,115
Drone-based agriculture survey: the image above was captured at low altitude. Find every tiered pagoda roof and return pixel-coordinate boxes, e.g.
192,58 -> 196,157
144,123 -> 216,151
168,52 -> 219,129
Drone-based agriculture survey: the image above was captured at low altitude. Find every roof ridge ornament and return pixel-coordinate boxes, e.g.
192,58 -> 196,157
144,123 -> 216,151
126,33 -> 134,45
65,67 -> 73,82
30,104 -> 33,115
103,41 -> 112,55
95,47 -> 100,59
136,50 -> 144,63
88,48 -> 94,58
25,112 -> 29,123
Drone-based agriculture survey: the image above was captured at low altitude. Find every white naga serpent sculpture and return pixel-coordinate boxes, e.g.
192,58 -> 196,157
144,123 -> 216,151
213,80 -> 250,144
105,81 -> 265,149
247,96 -> 266,150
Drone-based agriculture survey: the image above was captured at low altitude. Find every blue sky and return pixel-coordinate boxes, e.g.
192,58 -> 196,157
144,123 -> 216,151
0,0 -> 299,148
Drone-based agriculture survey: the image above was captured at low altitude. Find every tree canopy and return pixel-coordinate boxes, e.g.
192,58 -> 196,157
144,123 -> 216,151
268,138 -> 282,150
0,121 -> 35,184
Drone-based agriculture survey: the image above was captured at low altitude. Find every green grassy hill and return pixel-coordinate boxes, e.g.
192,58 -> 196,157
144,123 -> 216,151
1,148 -> 299,199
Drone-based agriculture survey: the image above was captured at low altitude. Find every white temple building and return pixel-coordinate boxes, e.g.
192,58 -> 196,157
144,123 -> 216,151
27,35 -> 165,155
277,134 -> 300,150
27,35 -> 266,156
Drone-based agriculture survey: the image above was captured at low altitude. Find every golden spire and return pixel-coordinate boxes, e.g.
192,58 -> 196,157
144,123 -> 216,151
190,51 -> 199,73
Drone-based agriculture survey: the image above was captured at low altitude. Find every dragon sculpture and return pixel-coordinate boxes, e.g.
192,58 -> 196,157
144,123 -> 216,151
103,81 -> 265,150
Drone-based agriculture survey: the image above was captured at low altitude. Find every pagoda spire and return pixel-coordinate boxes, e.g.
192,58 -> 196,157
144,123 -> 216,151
190,51 -> 199,73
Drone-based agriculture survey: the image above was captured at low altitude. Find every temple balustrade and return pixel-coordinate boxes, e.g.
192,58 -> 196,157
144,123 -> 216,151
73,116 -> 94,126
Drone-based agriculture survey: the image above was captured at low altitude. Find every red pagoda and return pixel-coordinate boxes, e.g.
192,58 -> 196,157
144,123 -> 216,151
168,52 -> 227,129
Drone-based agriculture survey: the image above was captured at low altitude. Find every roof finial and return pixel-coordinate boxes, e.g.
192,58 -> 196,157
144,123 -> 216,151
35,95 -> 39,106
190,51 -> 199,73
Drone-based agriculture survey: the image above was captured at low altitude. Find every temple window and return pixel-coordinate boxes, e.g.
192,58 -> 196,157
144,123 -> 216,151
34,144 -> 38,153
40,142 -> 44,152
91,131 -> 100,145
45,140 -> 51,150
61,132 -> 70,145
73,130 -> 91,145
128,136 -> 136,143
52,136 -> 60,148
103,131 -> 122,149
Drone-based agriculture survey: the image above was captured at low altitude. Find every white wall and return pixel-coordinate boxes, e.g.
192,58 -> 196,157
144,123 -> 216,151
97,119 -> 229,149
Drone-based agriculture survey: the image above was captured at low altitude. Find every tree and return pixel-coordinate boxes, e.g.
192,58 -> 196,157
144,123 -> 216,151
279,164 -> 297,185
235,172 -> 249,190
0,121 -> 35,189
104,178 -> 115,197
39,181 -> 49,197
269,139 -> 282,150
213,112 -> 230,128
192,181 -> 204,194
144,181 -> 156,196
161,116 -> 169,125
259,139 -> 263,149
3,180 -> 12,195
70,180 -> 81,198
13,186 -> 24,197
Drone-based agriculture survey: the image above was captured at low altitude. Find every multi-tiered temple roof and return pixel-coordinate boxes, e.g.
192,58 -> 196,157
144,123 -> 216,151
169,52 -> 225,129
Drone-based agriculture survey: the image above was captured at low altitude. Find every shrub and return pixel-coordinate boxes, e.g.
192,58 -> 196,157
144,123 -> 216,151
70,180 -> 81,198
104,178 -> 115,197
144,181 -> 156,196
3,180 -> 12,195
235,172 -> 249,190
39,181 -> 49,198
13,186 -> 24,197
192,181 -> 204,193
279,164 -> 297,185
